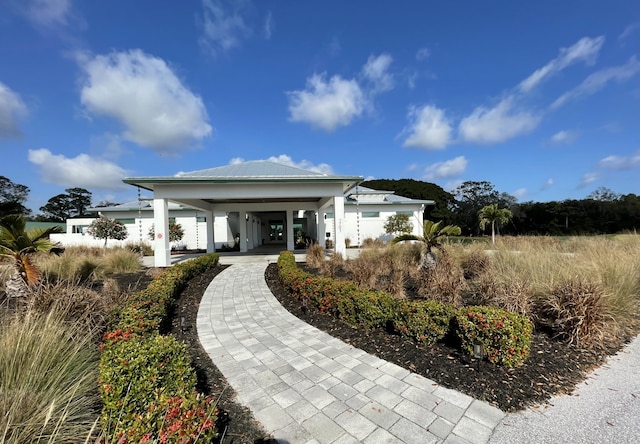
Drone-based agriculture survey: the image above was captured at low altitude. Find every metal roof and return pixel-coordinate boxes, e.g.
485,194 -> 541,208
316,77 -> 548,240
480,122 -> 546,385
123,160 -> 363,193
176,160 -> 328,178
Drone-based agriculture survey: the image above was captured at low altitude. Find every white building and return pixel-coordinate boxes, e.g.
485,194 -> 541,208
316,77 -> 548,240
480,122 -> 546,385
52,161 -> 433,266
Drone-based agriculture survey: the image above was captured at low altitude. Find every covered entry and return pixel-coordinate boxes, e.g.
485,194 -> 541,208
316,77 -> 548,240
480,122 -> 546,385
123,160 -> 362,266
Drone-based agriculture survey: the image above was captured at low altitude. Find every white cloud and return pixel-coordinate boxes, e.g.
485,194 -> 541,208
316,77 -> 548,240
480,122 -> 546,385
287,73 -> 366,131
423,156 -> 467,181
264,11 -> 273,40
579,172 -> 600,188
513,188 -> 528,200
444,180 -> 463,192
550,130 -> 579,144
23,0 -> 72,27
200,0 -> 251,56
78,49 -> 212,155
598,151 -> 640,170
551,56 -> 640,109
0,82 -> 28,138
229,155 -> 333,174
519,36 -> 605,93
402,105 -> 452,149
416,48 -> 431,61
541,178 -> 554,190
619,23 -> 640,41
362,53 -> 394,93
28,148 -> 130,190
266,154 -> 334,175
458,97 -> 541,144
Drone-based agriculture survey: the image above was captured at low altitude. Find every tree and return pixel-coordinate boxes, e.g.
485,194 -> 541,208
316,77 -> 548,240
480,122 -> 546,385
362,178 -> 456,224
478,204 -> 513,244
588,187 -> 620,202
87,217 -> 128,247
451,181 -> 515,235
0,214 -> 63,298
391,220 -> 461,271
0,176 -> 31,218
383,213 -> 413,235
66,188 -> 93,217
148,221 -> 185,244
39,188 -> 92,221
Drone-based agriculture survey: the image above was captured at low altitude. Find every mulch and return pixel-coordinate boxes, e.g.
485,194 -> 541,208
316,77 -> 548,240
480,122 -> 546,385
166,261 -> 632,442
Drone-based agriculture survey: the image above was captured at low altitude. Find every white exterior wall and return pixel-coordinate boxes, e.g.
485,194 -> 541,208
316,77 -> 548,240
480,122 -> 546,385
53,202 -> 425,250
326,205 -> 424,247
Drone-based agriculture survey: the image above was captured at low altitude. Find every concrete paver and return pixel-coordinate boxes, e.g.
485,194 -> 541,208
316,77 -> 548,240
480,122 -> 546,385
197,262 -> 505,443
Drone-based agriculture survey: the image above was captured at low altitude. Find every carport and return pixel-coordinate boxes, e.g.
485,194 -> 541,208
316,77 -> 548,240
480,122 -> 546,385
123,160 -> 362,267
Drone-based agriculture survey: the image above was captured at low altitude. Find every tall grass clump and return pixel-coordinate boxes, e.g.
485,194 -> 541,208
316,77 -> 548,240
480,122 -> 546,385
98,248 -> 142,275
36,246 -> 142,283
0,309 -> 100,443
483,235 -> 640,348
305,243 -> 326,270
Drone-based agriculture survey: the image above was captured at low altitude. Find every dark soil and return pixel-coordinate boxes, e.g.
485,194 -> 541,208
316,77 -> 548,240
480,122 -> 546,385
166,261 -> 631,441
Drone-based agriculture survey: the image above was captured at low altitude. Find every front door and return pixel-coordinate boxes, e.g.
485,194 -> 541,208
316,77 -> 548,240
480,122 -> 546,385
268,220 -> 284,243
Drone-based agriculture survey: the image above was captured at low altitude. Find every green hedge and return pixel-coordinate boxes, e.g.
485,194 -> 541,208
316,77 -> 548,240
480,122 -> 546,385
278,251 -> 453,345
99,254 -> 220,442
277,251 -> 533,367
454,306 -> 533,367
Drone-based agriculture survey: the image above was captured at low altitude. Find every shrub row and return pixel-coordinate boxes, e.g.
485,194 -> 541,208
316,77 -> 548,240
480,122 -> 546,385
278,251 -> 533,366
99,254 -> 220,442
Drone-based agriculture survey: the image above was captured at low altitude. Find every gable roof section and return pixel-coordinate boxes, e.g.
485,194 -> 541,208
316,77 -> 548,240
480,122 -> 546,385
177,160 -> 327,178
124,160 -> 362,192
346,186 -> 434,206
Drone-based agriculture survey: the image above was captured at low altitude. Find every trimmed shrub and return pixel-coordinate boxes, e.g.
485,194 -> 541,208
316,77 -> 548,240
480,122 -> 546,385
99,253 -> 220,441
99,334 -> 198,432
392,300 -> 456,344
278,251 -> 448,344
454,306 -> 533,367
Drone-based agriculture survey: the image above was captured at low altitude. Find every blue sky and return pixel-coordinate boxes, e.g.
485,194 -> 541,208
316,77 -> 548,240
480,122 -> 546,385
1,0 -> 638,213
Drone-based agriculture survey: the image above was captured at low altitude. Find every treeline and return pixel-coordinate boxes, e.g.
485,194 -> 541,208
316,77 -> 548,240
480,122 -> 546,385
362,179 -> 639,236
0,176 -> 119,222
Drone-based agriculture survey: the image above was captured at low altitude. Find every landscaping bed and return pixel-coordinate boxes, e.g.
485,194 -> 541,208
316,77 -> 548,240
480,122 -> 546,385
168,260 -> 631,444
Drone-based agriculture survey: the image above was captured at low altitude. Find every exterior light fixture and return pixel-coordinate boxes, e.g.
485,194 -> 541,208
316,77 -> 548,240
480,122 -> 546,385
473,343 -> 485,359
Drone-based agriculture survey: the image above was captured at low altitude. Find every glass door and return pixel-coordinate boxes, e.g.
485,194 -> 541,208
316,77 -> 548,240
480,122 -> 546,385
269,221 -> 284,242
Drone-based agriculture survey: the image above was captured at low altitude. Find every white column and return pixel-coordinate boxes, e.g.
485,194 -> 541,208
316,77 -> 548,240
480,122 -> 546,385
333,195 -> 346,257
239,211 -> 248,252
286,210 -> 295,251
318,210 -> 326,246
205,210 -> 214,253
153,198 -> 171,267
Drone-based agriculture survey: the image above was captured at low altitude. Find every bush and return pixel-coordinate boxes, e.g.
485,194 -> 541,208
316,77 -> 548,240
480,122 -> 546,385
278,251 -> 449,345
536,279 -> 617,349
305,243 -> 326,269
99,253 -> 220,441
99,334 -> 198,431
454,306 -> 533,367
392,300 -> 456,344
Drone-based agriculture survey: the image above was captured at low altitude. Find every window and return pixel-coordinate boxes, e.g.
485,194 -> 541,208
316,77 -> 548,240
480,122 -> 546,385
325,212 -> 334,219
196,216 -> 206,222
397,211 -> 413,216
116,218 -> 135,224
72,225 -> 88,234
362,212 -> 380,218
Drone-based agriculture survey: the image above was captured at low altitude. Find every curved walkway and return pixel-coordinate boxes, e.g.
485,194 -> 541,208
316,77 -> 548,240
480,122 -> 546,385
197,263 -> 504,444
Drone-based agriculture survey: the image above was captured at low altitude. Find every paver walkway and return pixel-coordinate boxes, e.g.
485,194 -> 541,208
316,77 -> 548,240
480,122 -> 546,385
197,263 -> 505,444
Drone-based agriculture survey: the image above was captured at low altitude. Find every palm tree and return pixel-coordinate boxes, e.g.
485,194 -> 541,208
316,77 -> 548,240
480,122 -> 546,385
391,219 -> 461,271
0,214 -> 64,299
478,204 -> 513,244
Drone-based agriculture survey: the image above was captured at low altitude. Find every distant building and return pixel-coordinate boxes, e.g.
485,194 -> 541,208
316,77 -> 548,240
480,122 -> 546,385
52,161 -> 434,266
